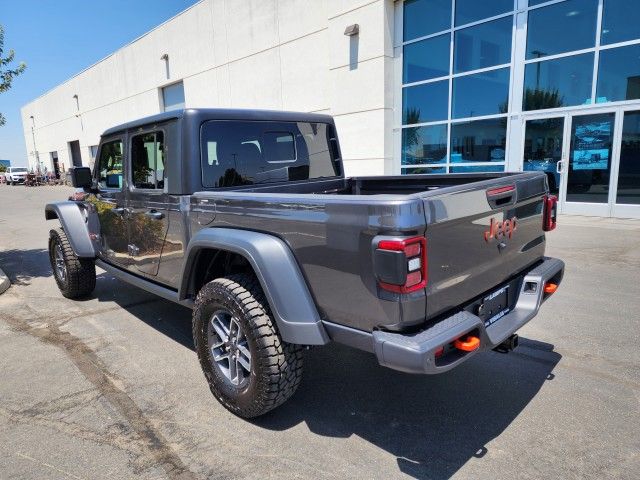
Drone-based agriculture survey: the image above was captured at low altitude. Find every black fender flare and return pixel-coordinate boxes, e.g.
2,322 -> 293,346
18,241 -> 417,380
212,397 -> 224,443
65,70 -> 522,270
45,202 -> 96,258
180,228 -> 329,346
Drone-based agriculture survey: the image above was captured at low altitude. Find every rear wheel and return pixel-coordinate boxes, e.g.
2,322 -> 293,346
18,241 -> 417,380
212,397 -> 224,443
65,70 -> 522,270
48,228 -> 96,299
192,273 -> 303,418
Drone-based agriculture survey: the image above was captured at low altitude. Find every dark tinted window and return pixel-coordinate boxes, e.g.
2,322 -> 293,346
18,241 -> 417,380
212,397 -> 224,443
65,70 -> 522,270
455,0 -> 512,26
201,121 -> 340,188
402,80 -> 449,124
96,140 -> 124,189
596,44 -> 640,103
403,34 -> 450,83
523,53 -> 594,110
454,17 -> 512,73
131,131 -> 165,189
452,67 -> 510,118
401,124 -> 448,165
617,111 -> 640,205
450,118 -> 507,163
403,0 -> 451,41
526,0 -> 598,59
601,0 -> 640,45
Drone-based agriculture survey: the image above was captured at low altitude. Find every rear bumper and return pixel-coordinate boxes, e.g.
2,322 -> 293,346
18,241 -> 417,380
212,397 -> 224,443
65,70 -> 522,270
325,257 -> 564,374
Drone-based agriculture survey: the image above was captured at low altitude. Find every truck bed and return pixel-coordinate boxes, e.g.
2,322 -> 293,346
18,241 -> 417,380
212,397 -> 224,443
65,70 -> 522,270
191,172 -> 549,333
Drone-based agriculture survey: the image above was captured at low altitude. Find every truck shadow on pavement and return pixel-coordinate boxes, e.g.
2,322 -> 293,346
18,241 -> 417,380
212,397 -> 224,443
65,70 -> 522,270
92,273 -> 561,480
258,339 -> 561,479
0,248 -> 52,285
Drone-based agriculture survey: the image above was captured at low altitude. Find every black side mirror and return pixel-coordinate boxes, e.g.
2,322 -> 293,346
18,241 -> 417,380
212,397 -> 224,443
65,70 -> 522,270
69,166 -> 93,189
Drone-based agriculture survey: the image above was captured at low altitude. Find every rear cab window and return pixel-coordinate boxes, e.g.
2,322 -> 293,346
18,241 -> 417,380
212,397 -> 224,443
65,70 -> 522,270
200,120 -> 340,188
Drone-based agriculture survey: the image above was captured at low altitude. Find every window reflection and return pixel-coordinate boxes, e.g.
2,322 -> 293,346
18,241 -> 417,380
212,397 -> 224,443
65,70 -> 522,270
403,0 -> 451,41
402,124 -> 448,165
567,113 -> 615,203
523,53 -> 594,110
404,34 -> 450,83
617,111 -> 640,205
450,119 -> 507,163
596,44 -> 640,103
452,68 -> 510,118
403,166 -> 448,174
402,80 -> 449,124
454,17 -> 512,73
455,0 -> 512,26
601,0 -> 640,45
526,0 -> 598,60
523,118 -> 564,195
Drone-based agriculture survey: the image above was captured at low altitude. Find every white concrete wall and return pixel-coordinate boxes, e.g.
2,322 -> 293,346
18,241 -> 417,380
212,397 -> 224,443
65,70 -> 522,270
21,0 -> 397,176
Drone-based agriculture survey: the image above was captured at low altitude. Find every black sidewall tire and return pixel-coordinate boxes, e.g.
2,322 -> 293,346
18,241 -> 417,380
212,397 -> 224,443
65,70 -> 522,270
194,286 -> 261,412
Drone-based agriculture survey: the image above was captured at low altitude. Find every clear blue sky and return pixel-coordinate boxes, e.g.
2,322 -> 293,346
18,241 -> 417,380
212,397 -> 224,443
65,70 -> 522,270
0,0 -> 198,166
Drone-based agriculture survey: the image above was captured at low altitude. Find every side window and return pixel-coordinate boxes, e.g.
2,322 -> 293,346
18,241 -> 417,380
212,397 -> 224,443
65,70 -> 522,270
131,131 -> 165,190
96,140 -> 124,189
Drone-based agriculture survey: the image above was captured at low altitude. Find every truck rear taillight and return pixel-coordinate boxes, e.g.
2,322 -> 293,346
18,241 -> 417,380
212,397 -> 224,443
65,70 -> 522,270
376,236 -> 427,294
543,194 -> 558,232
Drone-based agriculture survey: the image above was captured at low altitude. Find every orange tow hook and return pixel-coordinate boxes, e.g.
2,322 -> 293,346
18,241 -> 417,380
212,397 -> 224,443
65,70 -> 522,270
543,282 -> 558,294
453,335 -> 480,352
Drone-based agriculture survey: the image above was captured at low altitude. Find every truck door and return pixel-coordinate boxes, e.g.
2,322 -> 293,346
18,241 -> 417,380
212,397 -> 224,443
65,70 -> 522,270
126,129 -> 170,277
92,137 -> 130,268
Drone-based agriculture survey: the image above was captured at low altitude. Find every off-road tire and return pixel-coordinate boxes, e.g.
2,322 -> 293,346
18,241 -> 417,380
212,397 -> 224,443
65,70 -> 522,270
193,273 -> 303,418
48,227 -> 96,299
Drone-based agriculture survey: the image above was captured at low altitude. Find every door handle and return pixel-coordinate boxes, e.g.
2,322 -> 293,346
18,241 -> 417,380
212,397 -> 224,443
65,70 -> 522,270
556,161 -> 563,174
112,207 -> 126,216
145,210 -> 164,220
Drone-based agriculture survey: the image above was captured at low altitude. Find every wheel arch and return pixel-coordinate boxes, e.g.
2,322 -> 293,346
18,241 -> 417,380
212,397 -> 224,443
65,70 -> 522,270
180,228 -> 329,346
45,202 -> 96,258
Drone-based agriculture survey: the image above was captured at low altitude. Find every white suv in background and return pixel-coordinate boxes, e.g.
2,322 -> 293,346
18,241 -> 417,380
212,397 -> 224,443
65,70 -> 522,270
4,167 -> 28,185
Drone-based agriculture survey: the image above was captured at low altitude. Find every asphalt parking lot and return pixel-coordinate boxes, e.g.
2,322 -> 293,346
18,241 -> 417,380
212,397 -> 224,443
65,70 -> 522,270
0,185 -> 638,480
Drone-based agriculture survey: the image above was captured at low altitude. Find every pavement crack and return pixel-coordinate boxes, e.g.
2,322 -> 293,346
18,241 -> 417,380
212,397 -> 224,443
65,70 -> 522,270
2,314 -> 201,480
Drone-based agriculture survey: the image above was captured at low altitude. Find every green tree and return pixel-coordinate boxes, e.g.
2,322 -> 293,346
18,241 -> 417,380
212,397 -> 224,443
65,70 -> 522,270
0,25 -> 26,127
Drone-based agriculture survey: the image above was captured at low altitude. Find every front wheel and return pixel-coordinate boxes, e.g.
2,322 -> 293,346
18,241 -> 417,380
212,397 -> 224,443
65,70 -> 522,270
48,228 -> 96,299
193,273 -> 303,418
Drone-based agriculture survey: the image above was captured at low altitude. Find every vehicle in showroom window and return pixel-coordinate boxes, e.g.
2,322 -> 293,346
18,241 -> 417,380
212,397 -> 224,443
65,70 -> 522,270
45,108 -> 563,418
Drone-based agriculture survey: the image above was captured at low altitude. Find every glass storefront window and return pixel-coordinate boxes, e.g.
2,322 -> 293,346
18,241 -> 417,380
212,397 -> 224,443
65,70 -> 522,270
403,34 -> 450,84
523,117 -> 564,195
601,0 -> 640,45
567,112 -> 615,203
403,0 -> 451,41
454,17 -> 512,73
403,166 -> 448,174
450,119 -> 507,163
452,68 -> 510,118
455,0 -> 512,26
402,80 -> 449,124
596,44 -> 640,103
402,124 -> 448,166
526,0 -> 598,60
523,53 -> 594,110
450,164 -> 505,173
617,111 -> 640,205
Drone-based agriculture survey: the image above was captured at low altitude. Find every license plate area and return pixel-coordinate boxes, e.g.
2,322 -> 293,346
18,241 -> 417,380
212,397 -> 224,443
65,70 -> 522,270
480,286 -> 510,327
464,281 -> 517,328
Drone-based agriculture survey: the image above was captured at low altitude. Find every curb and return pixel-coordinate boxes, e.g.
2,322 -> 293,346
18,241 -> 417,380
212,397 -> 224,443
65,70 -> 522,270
0,267 -> 10,295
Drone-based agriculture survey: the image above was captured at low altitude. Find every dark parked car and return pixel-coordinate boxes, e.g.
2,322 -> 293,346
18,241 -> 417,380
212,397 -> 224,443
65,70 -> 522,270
45,108 -> 563,417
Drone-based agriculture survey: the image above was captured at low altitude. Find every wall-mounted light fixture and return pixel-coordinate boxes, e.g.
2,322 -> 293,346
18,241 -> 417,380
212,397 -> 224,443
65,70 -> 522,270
344,24 -> 359,36
160,53 -> 169,61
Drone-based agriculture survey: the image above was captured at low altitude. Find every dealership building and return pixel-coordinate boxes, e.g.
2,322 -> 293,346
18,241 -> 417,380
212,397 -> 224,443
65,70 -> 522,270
22,0 -> 640,218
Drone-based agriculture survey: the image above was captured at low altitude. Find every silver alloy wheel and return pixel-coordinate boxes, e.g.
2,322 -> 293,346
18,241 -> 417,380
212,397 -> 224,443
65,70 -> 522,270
208,310 -> 252,386
54,243 -> 67,282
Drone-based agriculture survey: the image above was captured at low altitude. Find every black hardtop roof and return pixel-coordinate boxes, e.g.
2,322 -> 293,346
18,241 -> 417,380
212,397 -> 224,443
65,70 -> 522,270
102,108 -> 335,137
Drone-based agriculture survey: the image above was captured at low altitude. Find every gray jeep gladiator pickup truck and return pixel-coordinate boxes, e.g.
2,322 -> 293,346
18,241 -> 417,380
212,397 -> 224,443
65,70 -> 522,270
45,108 -> 564,418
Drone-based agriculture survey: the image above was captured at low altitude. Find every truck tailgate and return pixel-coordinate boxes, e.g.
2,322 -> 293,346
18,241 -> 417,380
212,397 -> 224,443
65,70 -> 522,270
421,172 -> 548,320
